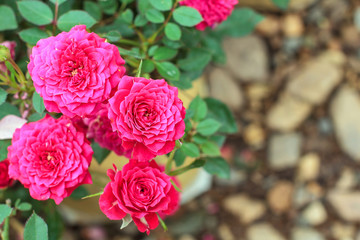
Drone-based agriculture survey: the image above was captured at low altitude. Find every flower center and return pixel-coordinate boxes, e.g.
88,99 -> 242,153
71,69 -> 78,76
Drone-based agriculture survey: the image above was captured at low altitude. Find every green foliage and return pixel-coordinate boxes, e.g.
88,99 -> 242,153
0,102 -> 20,119
0,140 -> 11,161
91,142 -> 111,165
204,98 -> 237,134
196,119 -> 221,136
17,1 -> 53,26
57,10 -> 96,31
49,0 -> 67,6
19,28 -> 49,46
0,5 -> 17,31
153,47 -> 178,61
84,1 -> 102,21
16,202 -> 32,212
24,212 -> 49,240
188,96 -> 207,122
272,0 -> 290,9
149,0 -> 172,11
173,6 -> 203,27
122,9 -> 134,24
32,92 -> 46,114
145,9 -> 165,23
0,204 -> 12,224
0,88 -> 7,105
165,23 -> 182,41
180,142 -> 200,158
203,157 -> 230,179
70,186 -> 89,199
155,61 -> 180,81
200,141 -> 221,157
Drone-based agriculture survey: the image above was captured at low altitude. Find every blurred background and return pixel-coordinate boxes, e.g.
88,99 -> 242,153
63,0 -> 360,239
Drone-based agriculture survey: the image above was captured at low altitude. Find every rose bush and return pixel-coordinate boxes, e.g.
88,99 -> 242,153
28,25 -> 126,118
99,160 -> 180,234
7,115 -> 93,204
108,76 -> 186,161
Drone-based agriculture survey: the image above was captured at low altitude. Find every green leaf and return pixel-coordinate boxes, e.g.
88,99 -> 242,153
45,203 -> 64,240
142,60 -> 155,73
165,23 -> 181,41
17,202 -> 32,212
178,48 -> 212,72
173,6 -> 203,27
118,47 -> 145,59
17,1 -> 53,26
24,212 -> 48,240
153,47 -> 178,61
0,204 -> 12,224
181,142 -> 200,158
49,0 -> 67,6
19,28 -> 49,46
105,30 -> 121,42
148,45 -> 159,56
84,1 -> 102,21
188,96 -> 207,122
169,159 -> 205,176
192,134 -> 207,144
0,88 -> 7,105
155,61 -> 180,81
122,9 -> 134,24
91,142 -> 110,165
0,5 -> 17,31
70,186 -> 89,199
197,119 -> 221,136
157,213 -> 168,231
145,9 -> 165,23
0,140 -> 11,161
27,112 -> 46,122
57,10 -> 96,31
203,157 -> 230,179
0,102 -> 20,119
32,92 -> 45,114
215,8 -> 264,37
272,0 -> 290,9
134,14 -> 148,26
149,0 -> 172,11
200,141 -> 221,157
204,98 -> 237,134
99,0 -> 118,15
162,37 -> 182,49
174,148 -> 186,167
138,0 -> 151,15
120,214 -> 133,229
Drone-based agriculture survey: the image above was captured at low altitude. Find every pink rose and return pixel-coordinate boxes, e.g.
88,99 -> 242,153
99,160 -> 180,234
0,41 -> 16,72
8,115 -> 93,204
180,0 -> 238,31
108,76 -> 186,161
28,25 -> 126,118
0,159 -> 13,189
84,105 -> 130,157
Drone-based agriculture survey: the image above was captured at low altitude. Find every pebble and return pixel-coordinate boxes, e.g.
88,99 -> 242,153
327,190 -> 360,221
267,181 -> 294,214
336,168 -> 357,190
268,133 -> 302,170
332,222 -> 356,240
296,153 -> 321,182
282,14 -> 304,37
223,194 -> 266,224
291,228 -> 325,240
289,0 -> 317,11
243,124 -> 266,147
223,35 -> 269,82
215,169 -> 246,187
330,86 -> 360,161
218,224 -> 235,240
247,223 -> 286,240
301,201 -> 327,226
256,15 -> 281,37
208,68 -> 244,110
355,7 -> 360,31
266,93 -> 312,132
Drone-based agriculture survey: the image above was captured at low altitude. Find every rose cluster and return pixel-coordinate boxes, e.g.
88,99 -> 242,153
7,25 -> 185,233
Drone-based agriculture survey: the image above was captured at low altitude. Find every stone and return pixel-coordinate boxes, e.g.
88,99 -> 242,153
223,194 -> 266,224
208,68 -> 244,110
282,14 -> 304,37
215,169 -> 246,187
355,7 -> 360,31
317,50 -> 346,67
218,224 -> 235,240
291,228 -> 325,240
243,124 -> 266,147
332,222 -> 356,240
256,15 -> 281,37
268,133 -> 302,170
342,25 -> 360,49
336,168 -> 357,190
287,59 -> 342,105
179,235 -> 197,240
223,36 -> 269,82
266,93 -> 312,132
247,223 -> 286,240
267,181 -> 294,214
247,84 -> 270,101
327,190 -> 360,221
331,86 -> 360,161
289,0 -> 317,11
296,153 -> 321,182
301,201 -> 327,226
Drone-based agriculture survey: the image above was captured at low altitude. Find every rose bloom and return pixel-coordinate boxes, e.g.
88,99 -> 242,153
108,76 -> 186,161
8,115 -> 93,204
0,159 -> 13,189
84,105 -> 130,157
28,25 -> 126,118
180,0 -> 238,31
0,41 -> 16,72
99,160 -> 180,234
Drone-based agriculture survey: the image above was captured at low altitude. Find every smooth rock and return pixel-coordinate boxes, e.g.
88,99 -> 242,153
215,169 -> 246,187
296,153 -> 321,182
336,168 -> 357,190
218,224 -> 235,240
331,86 -> 360,161
243,124 -> 266,147
208,68 -> 244,110
293,184 -> 323,208
317,49 -> 346,67
247,84 -> 270,101
267,181 -> 294,214
289,0 -> 317,11
292,228 -> 325,240
287,59 -> 342,105
256,15 -> 281,37
327,190 -> 360,221
247,223 -> 286,240
332,222 -> 356,240
223,36 -> 269,82
282,14 -> 304,37
268,133 -> 302,170
223,194 -> 266,224
355,7 -> 360,31
267,93 -> 312,132
301,201 -> 327,226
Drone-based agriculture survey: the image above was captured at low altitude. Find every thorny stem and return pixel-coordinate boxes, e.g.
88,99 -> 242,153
52,0 -> 59,35
165,150 -> 176,174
